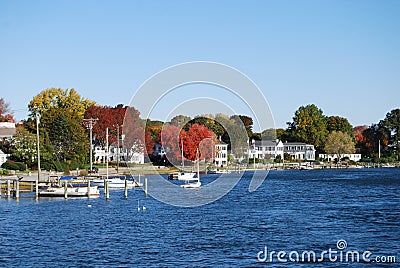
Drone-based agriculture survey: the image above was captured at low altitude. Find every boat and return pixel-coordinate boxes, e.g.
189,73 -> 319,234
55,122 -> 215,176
181,148 -> 201,189
39,185 -> 100,198
299,165 -> 314,170
208,169 -> 230,174
169,139 -> 196,180
91,177 -> 141,188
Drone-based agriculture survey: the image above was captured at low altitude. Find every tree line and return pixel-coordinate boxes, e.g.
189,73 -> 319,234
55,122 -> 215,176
0,89 -> 399,171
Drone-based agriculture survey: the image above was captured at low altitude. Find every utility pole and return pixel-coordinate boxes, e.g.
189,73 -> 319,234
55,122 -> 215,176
83,118 -> 99,173
35,111 -> 41,199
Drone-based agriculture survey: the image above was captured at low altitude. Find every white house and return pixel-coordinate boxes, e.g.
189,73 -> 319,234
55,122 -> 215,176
0,149 -> 8,166
94,143 -> 144,165
214,140 -> 228,167
283,142 -> 316,161
246,140 -> 284,160
319,153 -> 362,162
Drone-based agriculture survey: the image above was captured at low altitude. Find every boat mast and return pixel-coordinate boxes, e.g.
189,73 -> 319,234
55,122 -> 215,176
181,138 -> 184,171
106,127 -> 109,179
197,148 -> 200,182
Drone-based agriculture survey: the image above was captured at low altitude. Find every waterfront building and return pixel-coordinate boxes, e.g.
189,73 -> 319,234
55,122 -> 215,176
318,153 -> 362,162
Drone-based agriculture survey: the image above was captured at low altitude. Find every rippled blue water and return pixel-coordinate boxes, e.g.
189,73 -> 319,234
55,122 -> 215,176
0,169 -> 399,267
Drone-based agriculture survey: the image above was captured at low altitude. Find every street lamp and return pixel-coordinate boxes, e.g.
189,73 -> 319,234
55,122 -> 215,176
83,118 -> 98,173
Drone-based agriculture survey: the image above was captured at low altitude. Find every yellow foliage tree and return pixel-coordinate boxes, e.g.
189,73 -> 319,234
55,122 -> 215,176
28,88 -> 96,120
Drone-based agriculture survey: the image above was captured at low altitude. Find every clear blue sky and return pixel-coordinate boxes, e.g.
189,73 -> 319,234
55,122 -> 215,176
1,0 -> 399,130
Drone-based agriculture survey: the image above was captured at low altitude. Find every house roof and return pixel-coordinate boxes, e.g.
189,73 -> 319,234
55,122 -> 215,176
283,142 -> 309,146
0,127 -> 16,138
254,140 -> 281,146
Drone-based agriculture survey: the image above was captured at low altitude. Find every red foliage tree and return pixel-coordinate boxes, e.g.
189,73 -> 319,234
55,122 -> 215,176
122,106 -> 145,152
159,124 -> 185,163
84,104 -> 127,146
0,98 -> 15,122
354,125 -> 368,143
184,124 -> 215,161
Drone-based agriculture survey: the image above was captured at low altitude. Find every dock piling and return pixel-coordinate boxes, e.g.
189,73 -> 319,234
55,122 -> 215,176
15,180 -> 20,200
6,180 -> 10,198
144,178 -> 148,197
124,179 -> 128,198
105,181 -> 110,200
87,180 -> 91,198
64,182 -> 68,199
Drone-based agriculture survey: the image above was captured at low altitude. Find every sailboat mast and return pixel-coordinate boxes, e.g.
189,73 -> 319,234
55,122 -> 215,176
197,148 -> 200,182
181,139 -> 184,170
106,127 -> 109,179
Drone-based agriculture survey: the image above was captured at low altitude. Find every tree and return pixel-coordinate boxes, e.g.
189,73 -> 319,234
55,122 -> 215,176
324,131 -> 355,162
41,107 -> 88,163
0,98 -> 15,122
379,109 -> 400,159
122,106 -> 146,155
159,124 -> 185,164
287,104 -> 328,149
10,126 -> 37,167
28,88 -> 95,119
84,104 -> 127,146
230,115 -> 253,137
184,124 -> 215,161
170,115 -> 191,128
327,116 -> 354,139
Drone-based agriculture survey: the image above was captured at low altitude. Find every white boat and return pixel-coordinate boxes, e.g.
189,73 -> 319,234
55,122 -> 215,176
299,165 -> 314,170
91,177 -> 140,188
181,148 -> 201,189
39,186 -> 100,198
169,139 -> 196,180
169,172 -> 196,180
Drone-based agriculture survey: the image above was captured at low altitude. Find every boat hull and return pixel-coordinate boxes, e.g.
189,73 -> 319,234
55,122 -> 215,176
38,186 -> 100,198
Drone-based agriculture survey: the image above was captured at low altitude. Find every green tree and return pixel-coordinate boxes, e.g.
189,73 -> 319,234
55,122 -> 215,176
41,108 -> 88,163
327,116 -> 354,139
379,108 -> 400,160
324,131 -> 355,162
287,104 -> 328,149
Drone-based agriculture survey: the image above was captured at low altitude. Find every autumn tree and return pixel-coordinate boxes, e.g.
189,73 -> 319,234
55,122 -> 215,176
0,98 -> 15,122
84,104 -> 127,146
159,124 -> 185,164
324,131 -> 355,162
184,124 -> 215,161
26,88 -> 95,170
122,106 -> 146,156
287,104 -> 328,150
28,88 -> 95,119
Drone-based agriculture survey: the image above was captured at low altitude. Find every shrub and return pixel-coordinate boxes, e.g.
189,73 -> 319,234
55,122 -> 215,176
79,170 -> 88,176
1,161 -> 24,171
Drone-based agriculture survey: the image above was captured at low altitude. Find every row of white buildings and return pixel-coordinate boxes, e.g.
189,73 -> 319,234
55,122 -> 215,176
246,140 -> 361,162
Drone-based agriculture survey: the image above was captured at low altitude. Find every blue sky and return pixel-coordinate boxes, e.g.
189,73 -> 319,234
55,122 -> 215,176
0,0 -> 399,130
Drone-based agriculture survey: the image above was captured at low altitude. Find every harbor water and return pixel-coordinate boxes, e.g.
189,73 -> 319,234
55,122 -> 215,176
0,168 -> 399,267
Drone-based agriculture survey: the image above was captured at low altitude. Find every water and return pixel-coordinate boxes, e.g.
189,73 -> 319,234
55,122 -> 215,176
0,169 -> 399,267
